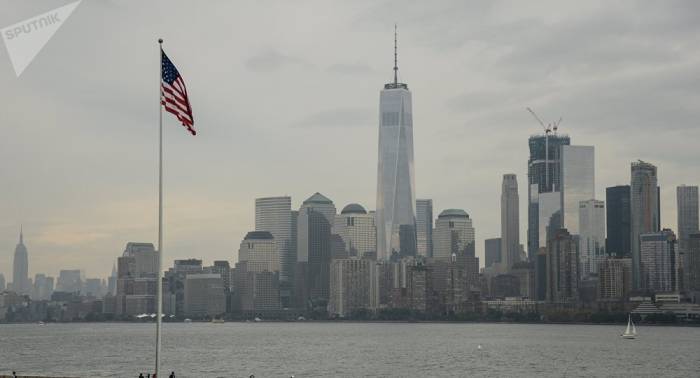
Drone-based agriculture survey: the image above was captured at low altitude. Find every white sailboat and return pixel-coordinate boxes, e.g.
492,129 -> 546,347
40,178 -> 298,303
621,315 -> 637,339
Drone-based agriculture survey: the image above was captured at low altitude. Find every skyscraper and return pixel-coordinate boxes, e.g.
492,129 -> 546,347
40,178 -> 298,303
527,133 -> 570,260
559,145 -> 595,235
432,209 -> 475,261
606,185 -> 631,258
122,242 -> 158,277
208,260 -> 232,293
237,269 -> 281,313
328,258 -> 379,317
676,186 -> 698,292
255,196 -> 294,283
115,242 -> 159,315
538,191 -> 561,248
630,160 -> 659,288
640,229 -> 678,293
84,278 -> 103,297
33,274 -> 54,300
597,257 -> 632,301
183,274 -> 225,317
57,269 -> 83,293
238,231 -> 280,273
335,204 -> 377,258
535,247 -> 548,301
501,174 -> 520,271
484,238 -> 501,268
511,261 -> 535,299
579,199 -> 606,276
12,228 -> 29,295
546,229 -> 580,303
107,264 -> 117,296
528,134 -> 571,194
235,231 -> 282,312
686,233 -> 700,292
416,199 -> 434,258
297,192 -> 336,303
676,185 -> 699,249
376,28 -> 416,260
165,259 -> 203,316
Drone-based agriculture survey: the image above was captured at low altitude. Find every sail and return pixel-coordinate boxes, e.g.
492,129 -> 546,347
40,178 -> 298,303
631,320 -> 637,335
624,315 -> 632,335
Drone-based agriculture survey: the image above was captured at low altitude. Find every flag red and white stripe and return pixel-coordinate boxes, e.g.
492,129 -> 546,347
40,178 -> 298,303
161,49 -> 195,135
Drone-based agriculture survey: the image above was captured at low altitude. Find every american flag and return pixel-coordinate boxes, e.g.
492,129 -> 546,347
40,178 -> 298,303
161,49 -> 195,135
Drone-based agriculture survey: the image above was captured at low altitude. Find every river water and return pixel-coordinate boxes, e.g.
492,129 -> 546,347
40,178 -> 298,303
1,322 -> 698,377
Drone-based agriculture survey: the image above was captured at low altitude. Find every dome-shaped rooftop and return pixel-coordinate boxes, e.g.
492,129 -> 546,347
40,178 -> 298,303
341,203 -> 367,214
438,209 -> 469,219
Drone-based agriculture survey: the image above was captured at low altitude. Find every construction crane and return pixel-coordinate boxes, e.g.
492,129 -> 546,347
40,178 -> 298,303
526,108 -> 562,190
527,107 -> 550,134
553,117 -> 563,135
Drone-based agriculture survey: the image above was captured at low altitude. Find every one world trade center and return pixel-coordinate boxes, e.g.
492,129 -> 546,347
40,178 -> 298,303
376,26 -> 416,260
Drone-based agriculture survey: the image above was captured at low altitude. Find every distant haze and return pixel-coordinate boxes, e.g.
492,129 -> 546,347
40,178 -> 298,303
1,0 -> 699,279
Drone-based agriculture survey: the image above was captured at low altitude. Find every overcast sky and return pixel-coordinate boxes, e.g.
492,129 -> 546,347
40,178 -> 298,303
1,0 -> 699,281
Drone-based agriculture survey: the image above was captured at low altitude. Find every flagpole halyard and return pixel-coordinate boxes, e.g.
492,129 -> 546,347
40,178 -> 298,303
156,37 -> 164,378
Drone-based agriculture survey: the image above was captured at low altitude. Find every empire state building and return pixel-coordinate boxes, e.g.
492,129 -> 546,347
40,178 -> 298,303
375,26 -> 416,260
13,227 -> 29,295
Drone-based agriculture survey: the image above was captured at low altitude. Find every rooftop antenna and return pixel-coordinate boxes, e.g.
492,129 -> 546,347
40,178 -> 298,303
394,24 -> 398,85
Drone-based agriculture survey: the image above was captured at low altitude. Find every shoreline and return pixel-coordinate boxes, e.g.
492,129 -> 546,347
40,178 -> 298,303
1,320 -> 698,327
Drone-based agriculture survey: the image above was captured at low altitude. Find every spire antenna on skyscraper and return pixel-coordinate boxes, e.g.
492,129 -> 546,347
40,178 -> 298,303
19,224 -> 23,244
394,24 -> 398,85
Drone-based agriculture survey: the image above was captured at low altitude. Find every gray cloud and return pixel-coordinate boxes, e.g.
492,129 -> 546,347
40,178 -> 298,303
245,50 -> 313,72
446,86 -> 544,114
327,63 -> 375,75
293,107 -> 374,128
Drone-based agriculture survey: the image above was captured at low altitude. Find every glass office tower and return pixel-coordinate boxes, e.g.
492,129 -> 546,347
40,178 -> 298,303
376,33 -> 416,260
255,196 -> 294,283
538,191 -> 561,248
606,185 -> 631,258
631,161 -> 659,289
297,192 -> 336,302
677,185 -> 699,247
527,134 -> 570,260
579,199 -> 606,276
559,145 -> 595,235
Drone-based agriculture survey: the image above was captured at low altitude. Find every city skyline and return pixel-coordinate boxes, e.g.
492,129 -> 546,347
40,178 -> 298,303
3,1 -> 700,280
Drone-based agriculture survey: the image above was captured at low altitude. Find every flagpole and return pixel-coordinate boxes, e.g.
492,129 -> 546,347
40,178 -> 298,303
156,37 -> 164,377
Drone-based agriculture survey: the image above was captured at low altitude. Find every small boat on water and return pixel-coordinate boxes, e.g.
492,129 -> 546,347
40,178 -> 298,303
621,315 -> 637,339
211,318 -> 225,324
184,318 -> 192,323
